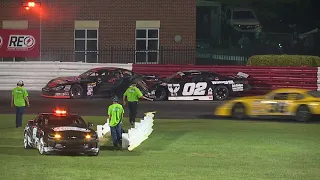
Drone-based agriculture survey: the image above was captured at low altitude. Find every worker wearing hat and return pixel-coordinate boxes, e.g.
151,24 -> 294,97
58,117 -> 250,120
107,96 -> 124,150
11,80 -> 30,128
123,81 -> 152,126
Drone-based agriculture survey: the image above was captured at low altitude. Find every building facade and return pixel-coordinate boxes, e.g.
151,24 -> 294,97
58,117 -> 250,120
0,0 -> 196,64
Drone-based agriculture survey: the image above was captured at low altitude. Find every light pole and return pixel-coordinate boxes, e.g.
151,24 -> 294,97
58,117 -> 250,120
23,1 -> 42,61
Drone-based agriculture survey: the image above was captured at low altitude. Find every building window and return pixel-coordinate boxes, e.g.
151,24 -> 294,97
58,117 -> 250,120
0,57 -> 25,62
135,29 -> 159,64
74,29 -> 98,63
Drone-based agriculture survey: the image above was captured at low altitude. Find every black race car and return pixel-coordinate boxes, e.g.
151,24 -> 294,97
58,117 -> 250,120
41,67 -> 159,99
23,110 -> 100,156
147,70 -> 251,101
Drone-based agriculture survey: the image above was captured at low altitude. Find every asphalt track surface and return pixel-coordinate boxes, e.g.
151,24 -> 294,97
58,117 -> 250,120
0,91 -> 223,119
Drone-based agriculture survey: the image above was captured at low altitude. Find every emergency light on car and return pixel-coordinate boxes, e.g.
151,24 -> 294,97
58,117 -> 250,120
54,109 -> 67,116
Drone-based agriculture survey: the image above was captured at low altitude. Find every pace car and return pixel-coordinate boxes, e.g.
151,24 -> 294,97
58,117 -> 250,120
147,70 -> 250,101
41,67 -> 159,99
214,88 -> 320,122
23,109 -> 100,156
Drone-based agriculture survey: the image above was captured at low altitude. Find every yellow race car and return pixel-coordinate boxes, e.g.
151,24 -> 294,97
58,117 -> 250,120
214,88 -> 320,122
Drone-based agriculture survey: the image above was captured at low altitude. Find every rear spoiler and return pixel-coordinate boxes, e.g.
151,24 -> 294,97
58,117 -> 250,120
229,72 -> 249,79
135,79 -> 151,94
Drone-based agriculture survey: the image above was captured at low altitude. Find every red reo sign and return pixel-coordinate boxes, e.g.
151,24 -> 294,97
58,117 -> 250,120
0,29 -> 40,58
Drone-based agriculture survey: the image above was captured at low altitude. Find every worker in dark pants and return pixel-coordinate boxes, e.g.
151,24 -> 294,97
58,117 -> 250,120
11,80 -> 30,128
123,82 -> 152,127
107,96 -> 124,150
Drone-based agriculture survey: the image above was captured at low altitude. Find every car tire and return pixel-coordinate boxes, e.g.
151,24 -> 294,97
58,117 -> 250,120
37,137 -> 47,155
213,85 -> 229,101
154,86 -> 167,101
86,150 -> 99,156
231,103 -> 246,119
23,133 -> 32,149
295,105 -> 312,122
70,84 -> 84,99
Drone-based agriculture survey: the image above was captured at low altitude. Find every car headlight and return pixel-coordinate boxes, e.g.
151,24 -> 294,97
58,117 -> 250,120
85,135 -> 91,139
48,133 -> 62,139
85,133 -> 98,139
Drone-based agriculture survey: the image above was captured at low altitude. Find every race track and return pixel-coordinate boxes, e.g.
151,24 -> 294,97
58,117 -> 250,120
0,91 -> 223,119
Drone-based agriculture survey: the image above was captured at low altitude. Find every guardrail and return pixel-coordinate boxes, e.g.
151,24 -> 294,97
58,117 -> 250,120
0,61 -> 133,91
132,64 -> 319,95
0,62 -> 319,95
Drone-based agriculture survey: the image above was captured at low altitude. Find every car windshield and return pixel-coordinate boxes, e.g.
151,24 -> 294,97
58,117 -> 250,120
165,72 -> 185,81
78,70 -> 93,78
307,91 -> 320,98
233,11 -> 255,19
40,114 -> 87,128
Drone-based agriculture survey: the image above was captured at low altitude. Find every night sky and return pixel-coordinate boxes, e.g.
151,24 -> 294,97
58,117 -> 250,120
254,0 -> 320,33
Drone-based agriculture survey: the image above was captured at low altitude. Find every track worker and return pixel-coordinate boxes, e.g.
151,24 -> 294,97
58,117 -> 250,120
107,96 -> 124,150
11,80 -> 30,128
123,82 -> 153,126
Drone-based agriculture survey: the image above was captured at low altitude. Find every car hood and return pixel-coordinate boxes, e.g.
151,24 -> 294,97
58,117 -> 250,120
47,76 -> 79,87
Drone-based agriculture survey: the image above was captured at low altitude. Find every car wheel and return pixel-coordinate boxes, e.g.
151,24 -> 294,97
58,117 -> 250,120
88,151 -> 99,156
295,105 -> 311,122
86,149 -> 99,156
23,133 -> 32,149
37,137 -> 47,155
231,103 -> 246,119
154,86 -> 167,101
213,85 -> 229,101
70,84 -> 84,99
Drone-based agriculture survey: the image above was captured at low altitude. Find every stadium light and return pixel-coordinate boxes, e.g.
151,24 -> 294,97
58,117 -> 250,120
28,2 -> 36,7
22,1 -> 38,10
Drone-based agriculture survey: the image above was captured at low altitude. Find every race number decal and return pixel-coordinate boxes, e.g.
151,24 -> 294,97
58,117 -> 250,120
182,82 -> 207,96
32,127 -> 37,139
269,102 -> 287,113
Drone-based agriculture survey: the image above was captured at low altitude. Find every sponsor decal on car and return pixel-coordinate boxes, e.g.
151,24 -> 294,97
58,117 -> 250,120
53,126 -> 91,132
55,92 -> 69,96
168,84 -> 180,96
211,80 -> 234,84
87,83 -> 96,96
232,84 -> 244,91
64,85 -> 71,91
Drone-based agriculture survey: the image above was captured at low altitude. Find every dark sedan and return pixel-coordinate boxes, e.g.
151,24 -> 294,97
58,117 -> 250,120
23,110 -> 100,156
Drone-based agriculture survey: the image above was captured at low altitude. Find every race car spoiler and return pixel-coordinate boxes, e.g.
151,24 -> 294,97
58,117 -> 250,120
229,72 -> 249,79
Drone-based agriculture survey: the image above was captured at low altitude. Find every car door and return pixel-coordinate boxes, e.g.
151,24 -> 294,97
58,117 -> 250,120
179,73 -> 208,97
261,93 -> 291,116
94,69 -> 116,96
113,69 -> 132,95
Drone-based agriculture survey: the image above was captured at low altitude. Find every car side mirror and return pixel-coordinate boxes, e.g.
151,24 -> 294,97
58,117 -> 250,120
27,120 -> 33,126
88,122 -> 94,127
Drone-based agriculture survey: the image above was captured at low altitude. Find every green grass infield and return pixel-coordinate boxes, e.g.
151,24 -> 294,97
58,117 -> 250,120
0,114 -> 319,180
